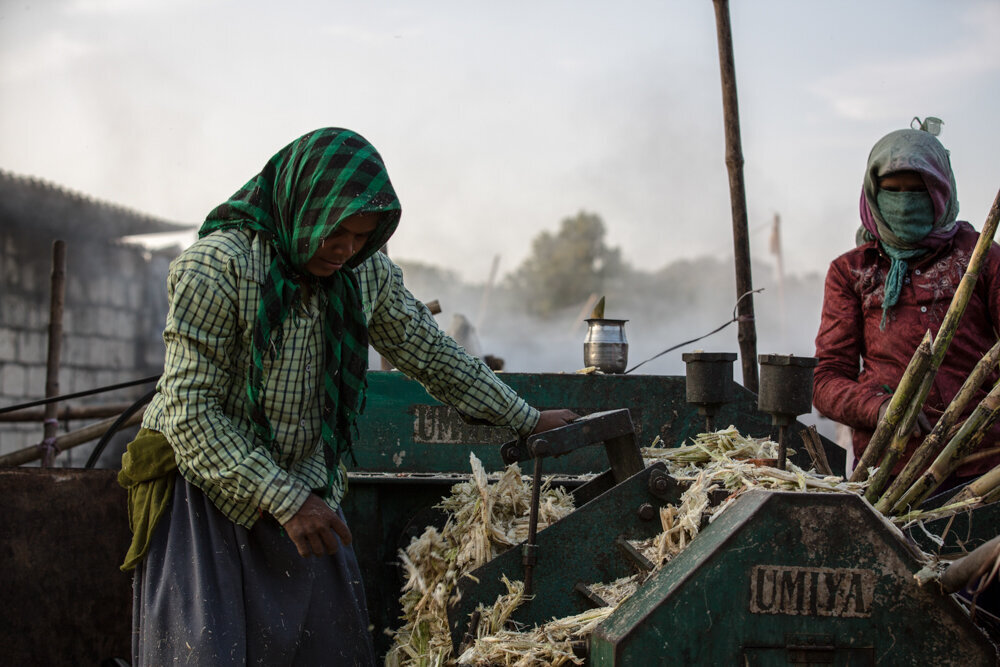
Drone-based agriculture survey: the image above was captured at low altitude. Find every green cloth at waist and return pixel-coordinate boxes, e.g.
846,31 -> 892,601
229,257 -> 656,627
117,427 -> 177,571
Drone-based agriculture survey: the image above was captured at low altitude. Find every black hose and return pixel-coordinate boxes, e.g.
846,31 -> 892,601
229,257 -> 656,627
0,374 -> 161,415
84,388 -> 157,469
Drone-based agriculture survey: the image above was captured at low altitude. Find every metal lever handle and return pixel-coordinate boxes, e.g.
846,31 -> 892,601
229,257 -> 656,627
500,409 -> 636,465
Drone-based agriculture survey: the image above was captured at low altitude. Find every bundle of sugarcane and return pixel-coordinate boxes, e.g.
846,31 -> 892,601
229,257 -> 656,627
875,340 -> 1000,514
885,378 -> 1000,514
385,453 -> 576,667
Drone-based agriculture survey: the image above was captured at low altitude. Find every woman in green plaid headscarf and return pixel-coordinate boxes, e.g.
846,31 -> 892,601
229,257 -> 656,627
202,127 -> 401,489
127,127 -> 577,665
129,128 -> 402,666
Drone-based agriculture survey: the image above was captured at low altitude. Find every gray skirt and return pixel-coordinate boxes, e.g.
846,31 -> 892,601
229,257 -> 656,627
133,476 -> 375,666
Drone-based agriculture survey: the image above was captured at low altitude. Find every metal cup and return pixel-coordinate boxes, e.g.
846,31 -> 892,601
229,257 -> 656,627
584,319 -> 629,374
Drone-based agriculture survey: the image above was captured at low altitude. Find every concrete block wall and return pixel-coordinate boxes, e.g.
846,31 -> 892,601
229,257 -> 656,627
0,231 -> 174,467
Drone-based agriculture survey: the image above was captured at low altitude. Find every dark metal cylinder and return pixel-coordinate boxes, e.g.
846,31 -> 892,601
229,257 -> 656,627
681,351 -> 738,407
757,354 -> 818,424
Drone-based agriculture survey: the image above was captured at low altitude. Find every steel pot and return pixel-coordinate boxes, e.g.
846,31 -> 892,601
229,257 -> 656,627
584,318 -> 629,374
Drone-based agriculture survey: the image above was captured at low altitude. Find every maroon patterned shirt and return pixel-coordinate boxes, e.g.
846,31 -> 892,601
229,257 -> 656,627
813,222 -> 1000,477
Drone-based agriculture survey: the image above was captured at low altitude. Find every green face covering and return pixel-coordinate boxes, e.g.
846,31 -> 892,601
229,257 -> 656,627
876,190 -> 935,244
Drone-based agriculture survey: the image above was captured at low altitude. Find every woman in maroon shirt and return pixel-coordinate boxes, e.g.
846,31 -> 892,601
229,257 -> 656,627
813,128 -> 1000,481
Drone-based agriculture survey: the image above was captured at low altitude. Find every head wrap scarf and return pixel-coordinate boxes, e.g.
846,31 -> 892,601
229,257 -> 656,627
199,128 -> 401,496
856,129 -> 960,328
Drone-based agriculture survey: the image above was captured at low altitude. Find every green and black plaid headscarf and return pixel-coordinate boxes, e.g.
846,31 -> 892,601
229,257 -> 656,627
199,128 -> 401,495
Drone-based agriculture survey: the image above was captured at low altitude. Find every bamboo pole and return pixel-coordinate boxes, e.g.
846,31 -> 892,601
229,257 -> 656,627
712,0 -> 758,394
40,240 -> 66,467
891,381 -> 1000,512
0,402 -> 135,422
877,340 -> 1000,511
855,188 -> 1000,486
0,409 -> 144,467
850,331 -> 933,482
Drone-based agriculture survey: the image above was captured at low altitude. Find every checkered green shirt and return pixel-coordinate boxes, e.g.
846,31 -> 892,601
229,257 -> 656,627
143,228 -> 539,527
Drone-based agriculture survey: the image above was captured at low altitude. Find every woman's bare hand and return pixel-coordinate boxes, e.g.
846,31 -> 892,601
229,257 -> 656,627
282,494 -> 352,557
531,409 -> 580,434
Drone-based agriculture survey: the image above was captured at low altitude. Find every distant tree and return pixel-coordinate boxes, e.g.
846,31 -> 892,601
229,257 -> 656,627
506,211 -> 625,317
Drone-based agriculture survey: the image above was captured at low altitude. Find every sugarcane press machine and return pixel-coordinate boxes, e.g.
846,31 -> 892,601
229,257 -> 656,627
444,408 -> 999,665
340,367 -> 846,658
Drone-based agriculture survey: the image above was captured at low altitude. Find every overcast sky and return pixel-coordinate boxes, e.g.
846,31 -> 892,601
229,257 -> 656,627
1,0 -> 997,283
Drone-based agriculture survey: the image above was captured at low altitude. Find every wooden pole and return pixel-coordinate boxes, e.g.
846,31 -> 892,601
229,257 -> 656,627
772,213 -> 787,347
0,409 -> 145,467
476,254 -> 501,329
40,240 -> 66,467
712,0 -> 758,394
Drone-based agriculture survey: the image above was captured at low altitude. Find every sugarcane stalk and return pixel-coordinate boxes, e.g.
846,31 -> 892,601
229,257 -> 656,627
875,339 -> 1000,511
850,331 -> 933,482
866,335 -> 939,500
893,495 -> 983,524
948,462 -> 1000,506
983,482 -> 1000,506
891,381 -> 1000,512
859,188 -> 1000,487
799,425 -> 833,476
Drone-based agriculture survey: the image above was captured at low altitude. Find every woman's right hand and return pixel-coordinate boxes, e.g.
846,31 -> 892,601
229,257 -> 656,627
282,494 -> 353,557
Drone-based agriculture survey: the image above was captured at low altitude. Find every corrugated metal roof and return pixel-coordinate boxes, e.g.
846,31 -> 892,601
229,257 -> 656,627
0,170 -> 195,239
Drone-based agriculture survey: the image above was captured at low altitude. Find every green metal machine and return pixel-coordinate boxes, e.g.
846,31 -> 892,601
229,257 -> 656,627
430,402 -> 998,665
589,490 -> 997,664
343,370 -> 848,656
